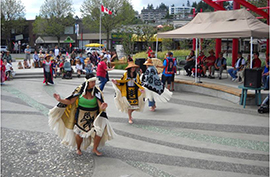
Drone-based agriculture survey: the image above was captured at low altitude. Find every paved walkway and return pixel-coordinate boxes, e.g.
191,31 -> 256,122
1,70 -> 269,176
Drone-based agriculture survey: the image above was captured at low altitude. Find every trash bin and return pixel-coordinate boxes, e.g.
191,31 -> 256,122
135,58 -> 146,73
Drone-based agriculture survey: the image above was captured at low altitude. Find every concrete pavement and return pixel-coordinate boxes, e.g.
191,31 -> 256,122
1,74 -> 269,177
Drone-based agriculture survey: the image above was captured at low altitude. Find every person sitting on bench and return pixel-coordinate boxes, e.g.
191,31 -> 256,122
212,52 -> 227,80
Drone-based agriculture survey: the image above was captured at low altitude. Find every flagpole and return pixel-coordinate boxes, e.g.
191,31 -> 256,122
99,5 -> 102,50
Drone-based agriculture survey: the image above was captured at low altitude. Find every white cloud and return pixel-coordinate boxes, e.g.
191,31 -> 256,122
21,0 -> 42,19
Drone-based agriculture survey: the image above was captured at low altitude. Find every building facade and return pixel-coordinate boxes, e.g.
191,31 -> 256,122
140,8 -> 168,23
169,5 -> 195,19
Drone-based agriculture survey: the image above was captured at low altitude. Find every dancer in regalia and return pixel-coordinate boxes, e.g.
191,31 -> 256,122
112,62 -> 145,124
48,73 -> 116,156
141,58 -> 172,111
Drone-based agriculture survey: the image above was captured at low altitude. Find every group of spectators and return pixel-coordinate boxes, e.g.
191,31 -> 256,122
1,51 -> 15,84
182,49 -> 269,90
184,49 -> 227,79
228,51 -> 269,90
25,45 -> 119,79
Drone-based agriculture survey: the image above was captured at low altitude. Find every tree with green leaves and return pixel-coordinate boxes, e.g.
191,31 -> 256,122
158,3 -> 168,10
80,0 -> 135,50
116,26 -> 134,55
147,4 -> 154,9
159,25 -> 174,51
1,0 -> 26,51
135,25 -> 156,50
246,0 -> 268,22
33,0 -> 75,46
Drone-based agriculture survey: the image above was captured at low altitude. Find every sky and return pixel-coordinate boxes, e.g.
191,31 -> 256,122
21,0 -> 200,20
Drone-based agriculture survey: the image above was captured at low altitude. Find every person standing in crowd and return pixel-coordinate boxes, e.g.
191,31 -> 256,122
51,59 -> 58,78
184,50 -> 195,76
90,52 -> 98,66
104,51 -> 111,67
252,52 -> 262,69
14,42 -> 19,53
43,54 -> 54,85
149,51 -> 156,58
157,52 -> 176,90
33,51 -> 41,68
170,52 -> 177,91
101,47 -> 107,55
141,59 -> 172,112
110,51 -> 118,62
228,52 -> 245,81
1,58 -> 6,85
112,62 -> 145,124
59,58 -> 65,76
49,73 -> 116,156
262,53 -> 269,90
24,45 -> 31,64
96,57 -> 114,91
3,51 -> 12,64
212,52 -> 227,79
70,50 -> 76,65
146,47 -> 153,58
54,46 -> 59,58
127,55 -> 133,62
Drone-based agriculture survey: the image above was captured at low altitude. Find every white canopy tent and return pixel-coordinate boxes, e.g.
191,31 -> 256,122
157,9 -> 269,82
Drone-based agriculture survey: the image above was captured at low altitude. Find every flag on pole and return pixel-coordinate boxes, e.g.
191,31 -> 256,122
101,5 -> 112,15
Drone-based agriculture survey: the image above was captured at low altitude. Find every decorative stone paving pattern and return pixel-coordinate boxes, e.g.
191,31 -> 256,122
170,98 -> 268,117
125,161 -> 175,177
131,124 -> 269,152
1,128 -> 95,177
114,129 -> 269,161
2,110 -> 43,115
110,117 -> 269,135
2,86 -> 50,116
1,95 -> 53,109
102,146 -> 269,176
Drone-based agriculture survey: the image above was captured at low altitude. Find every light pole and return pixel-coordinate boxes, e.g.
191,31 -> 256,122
75,16 -> 79,49
156,25 -> 163,57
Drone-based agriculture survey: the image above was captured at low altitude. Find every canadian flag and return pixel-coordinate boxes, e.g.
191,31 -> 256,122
101,5 -> 112,15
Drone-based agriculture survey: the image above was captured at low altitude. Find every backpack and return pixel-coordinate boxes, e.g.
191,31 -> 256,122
165,57 -> 175,74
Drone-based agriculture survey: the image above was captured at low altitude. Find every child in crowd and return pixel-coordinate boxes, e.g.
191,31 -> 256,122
4,60 -> 15,80
75,59 -> 83,77
85,59 -> 94,74
59,59 -> 65,76
51,59 -> 58,78
23,59 -> 31,69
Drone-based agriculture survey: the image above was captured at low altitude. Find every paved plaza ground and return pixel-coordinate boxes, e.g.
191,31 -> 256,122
1,54 -> 269,177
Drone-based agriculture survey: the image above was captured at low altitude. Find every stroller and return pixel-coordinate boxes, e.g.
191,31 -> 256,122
62,61 -> 73,79
258,95 -> 269,114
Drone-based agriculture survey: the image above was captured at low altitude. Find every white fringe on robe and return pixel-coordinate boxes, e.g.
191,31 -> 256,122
48,106 -> 116,150
144,87 -> 172,103
112,83 -> 145,113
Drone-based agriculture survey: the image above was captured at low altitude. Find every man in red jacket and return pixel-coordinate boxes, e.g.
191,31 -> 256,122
96,57 -> 114,91
252,52 -> 262,69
